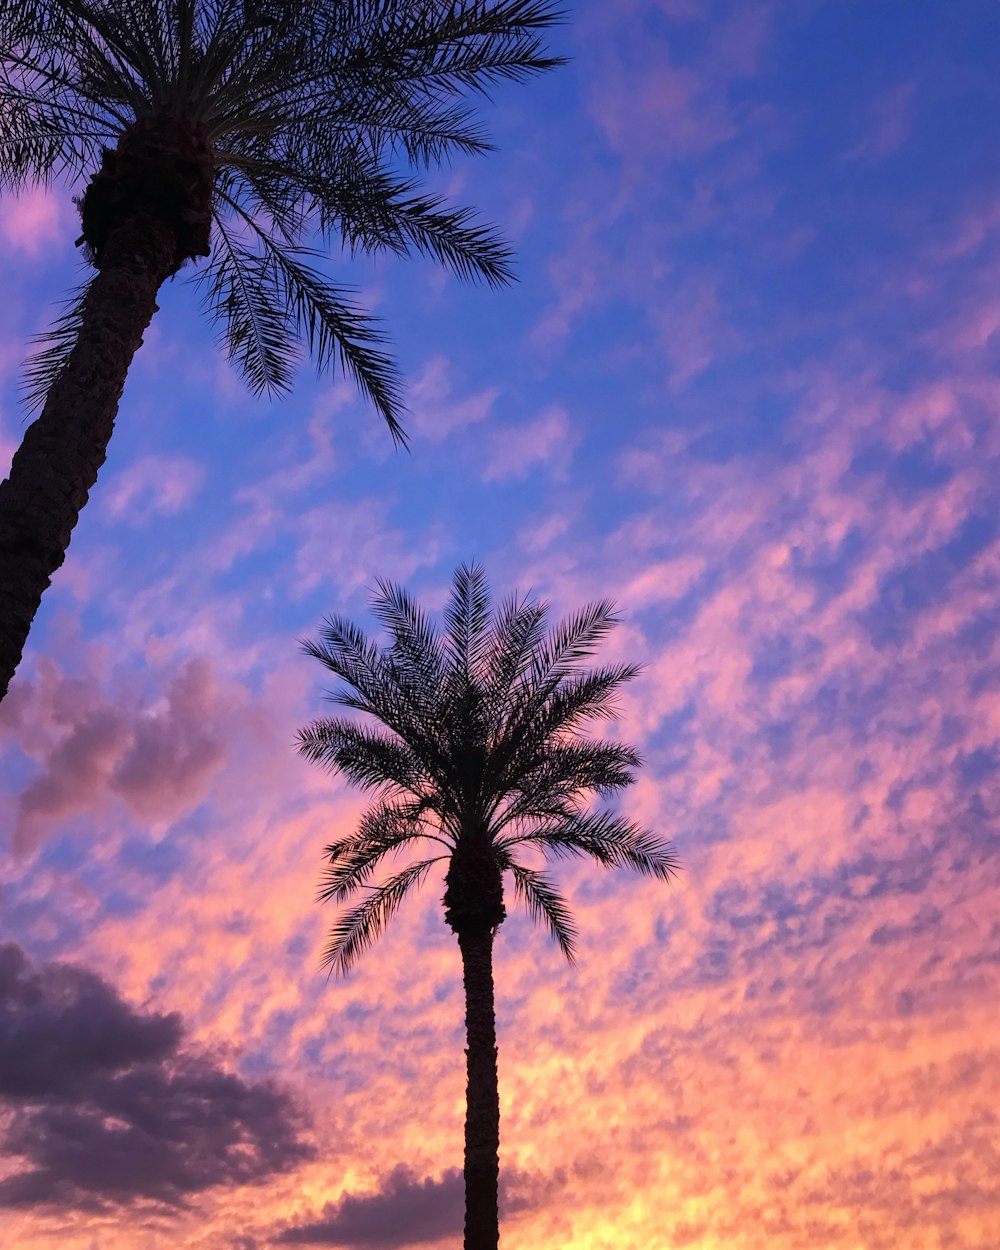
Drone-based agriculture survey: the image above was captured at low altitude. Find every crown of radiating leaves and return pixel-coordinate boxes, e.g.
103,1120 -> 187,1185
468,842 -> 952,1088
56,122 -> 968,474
298,564 -> 679,973
0,0 -> 564,433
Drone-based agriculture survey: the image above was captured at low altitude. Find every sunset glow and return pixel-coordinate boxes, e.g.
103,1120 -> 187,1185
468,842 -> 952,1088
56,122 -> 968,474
2,3 -> 998,1249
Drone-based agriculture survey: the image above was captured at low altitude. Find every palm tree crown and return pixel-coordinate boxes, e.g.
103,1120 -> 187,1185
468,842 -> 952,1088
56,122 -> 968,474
2,0 -> 562,425
299,563 -> 678,971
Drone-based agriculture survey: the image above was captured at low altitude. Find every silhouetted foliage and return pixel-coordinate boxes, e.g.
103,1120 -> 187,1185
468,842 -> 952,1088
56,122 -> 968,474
0,0 -> 563,700
299,564 -> 678,1250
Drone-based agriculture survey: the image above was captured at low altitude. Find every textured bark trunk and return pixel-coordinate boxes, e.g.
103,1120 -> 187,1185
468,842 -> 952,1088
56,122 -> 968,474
0,211 -> 177,701
459,925 -> 501,1250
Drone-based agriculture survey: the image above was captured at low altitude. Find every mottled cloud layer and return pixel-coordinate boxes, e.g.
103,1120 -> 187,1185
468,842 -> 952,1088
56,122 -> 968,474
2,1 -> 999,1248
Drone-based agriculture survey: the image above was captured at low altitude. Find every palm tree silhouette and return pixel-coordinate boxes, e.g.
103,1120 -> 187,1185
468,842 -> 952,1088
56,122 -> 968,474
298,564 -> 678,1250
0,0 -> 562,699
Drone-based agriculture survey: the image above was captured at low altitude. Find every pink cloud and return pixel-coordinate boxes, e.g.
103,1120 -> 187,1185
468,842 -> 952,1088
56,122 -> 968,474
530,240 -> 604,347
712,2 -> 776,79
936,295 -> 1000,354
846,83 -> 916,161
591,56 -> 735,159
0,187 -> 64,254
483,406 -> 578,481
407,355 -> 499,442
517,511 -> 572,554
111,659 -> 228,819
6,656 -> 254,856
655,272 -> 732,389
291,496 -> 449,598
102,454 -> 206,522
584,0 -> 776,165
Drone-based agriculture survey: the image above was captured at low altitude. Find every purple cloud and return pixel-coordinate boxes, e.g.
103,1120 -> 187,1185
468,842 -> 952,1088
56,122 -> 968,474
0,944 -> 313,1210
275,1165 -> 464,1248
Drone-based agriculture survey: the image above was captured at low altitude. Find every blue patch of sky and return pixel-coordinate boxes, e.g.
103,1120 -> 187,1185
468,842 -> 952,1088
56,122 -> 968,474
34,834 -> 88,875
750,631 -> 815,684
117,834 -> 186,885
864,513 -> 998,648
956,746 -> 1000,788
792,525 -> 868,604
0,741 -> 39,793
849,439 -> 957,501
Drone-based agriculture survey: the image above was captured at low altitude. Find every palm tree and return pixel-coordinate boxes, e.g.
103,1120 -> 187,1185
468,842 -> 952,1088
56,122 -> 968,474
0,1 -> 562,701
298,564 -> 678,1250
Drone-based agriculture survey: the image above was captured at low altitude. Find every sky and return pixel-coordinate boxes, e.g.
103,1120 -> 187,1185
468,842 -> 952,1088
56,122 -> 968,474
1,2 -> 999,1248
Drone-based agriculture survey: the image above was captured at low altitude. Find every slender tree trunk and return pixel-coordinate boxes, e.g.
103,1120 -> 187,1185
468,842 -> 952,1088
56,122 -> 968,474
458,925 -> 501,1250
0,211 -> 177,701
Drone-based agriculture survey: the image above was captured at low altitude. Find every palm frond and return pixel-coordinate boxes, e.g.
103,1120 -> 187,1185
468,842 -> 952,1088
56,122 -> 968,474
493,662 -> 639,788
444,562 -> 493,674
502,811 -> 680,881
535,663 -> 642,736
195,214 -> 297,395
365,188 -> 514,286
301,616 -> 382,705
318,800 -> 438,903
213,188 -> 406,437
301,616 -> 453,787
481,592 -> 547,717
499,741 -> 642,823
321,857 -> 441,976
528,600 -> 622,691
267,243 -> 407,443
20,282 -> 91,414
296,716 -> 422,794
339,1 -> 567,97
504,860 -> 577,961
371,577 -> 444,691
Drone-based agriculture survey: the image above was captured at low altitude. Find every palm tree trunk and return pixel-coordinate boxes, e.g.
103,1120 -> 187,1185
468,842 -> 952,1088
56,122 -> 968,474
458,925 -> 501,1250
0,212 -> 177,701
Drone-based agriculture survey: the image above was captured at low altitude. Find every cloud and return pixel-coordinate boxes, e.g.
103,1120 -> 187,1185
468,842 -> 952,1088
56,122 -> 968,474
0,943 -> 313,1211
584,1 -> 776,163
102,454 -> 206,522
275,1165 -> 464,1247
590,50 -> 735,160
407,357 -> 499,443
0,188 -> 64,254
7,656 -> 234,855
274,1163 -> 560,1248
291,497 -> 448,599
845,83 -> 916,162
483,406 -> 577,482
654,272 -> 733,389
0,943 -> 181,1100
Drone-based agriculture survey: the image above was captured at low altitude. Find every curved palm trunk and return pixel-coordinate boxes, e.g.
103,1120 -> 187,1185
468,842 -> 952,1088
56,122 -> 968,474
0,212 -> 177,700
458,926 -> 501,1250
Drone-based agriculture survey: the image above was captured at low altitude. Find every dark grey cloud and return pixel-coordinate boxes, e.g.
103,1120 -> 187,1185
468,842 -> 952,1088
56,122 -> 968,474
275,1165 -> 464,1247
274,1163 -> 560,1248
0,942 -> 181,1100
0,943 -> 313,1210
